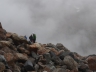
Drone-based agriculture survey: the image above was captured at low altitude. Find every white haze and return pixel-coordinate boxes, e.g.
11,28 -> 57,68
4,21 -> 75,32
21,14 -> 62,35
0,0 -> 96,56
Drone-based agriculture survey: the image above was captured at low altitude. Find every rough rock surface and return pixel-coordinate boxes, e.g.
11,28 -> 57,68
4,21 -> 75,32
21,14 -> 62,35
0,23 -> 96,72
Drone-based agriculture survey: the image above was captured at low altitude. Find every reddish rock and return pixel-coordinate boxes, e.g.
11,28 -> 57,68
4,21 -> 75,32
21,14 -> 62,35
6,32 -> 12,38
4,53 -> 14,62
86,56 -> 96,71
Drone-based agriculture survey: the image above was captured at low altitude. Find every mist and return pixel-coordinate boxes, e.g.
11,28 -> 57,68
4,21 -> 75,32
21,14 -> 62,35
0,0 -> 96,56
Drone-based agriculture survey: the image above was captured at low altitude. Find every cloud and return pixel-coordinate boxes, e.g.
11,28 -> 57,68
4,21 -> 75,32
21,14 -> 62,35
0,0 -> 96,56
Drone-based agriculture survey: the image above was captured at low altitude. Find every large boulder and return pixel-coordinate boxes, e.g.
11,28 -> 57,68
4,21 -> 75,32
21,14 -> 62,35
11,33 -> 28,45
16,53 -> 28,62
86,55 -> 96,71
63,56 -> 78,71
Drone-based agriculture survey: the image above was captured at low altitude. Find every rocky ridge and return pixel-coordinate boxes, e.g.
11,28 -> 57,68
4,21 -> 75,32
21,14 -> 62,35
0,23 -> 96,72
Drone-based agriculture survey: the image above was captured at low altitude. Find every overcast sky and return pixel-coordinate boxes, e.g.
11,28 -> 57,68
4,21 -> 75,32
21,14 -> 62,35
0,0 -> 96,56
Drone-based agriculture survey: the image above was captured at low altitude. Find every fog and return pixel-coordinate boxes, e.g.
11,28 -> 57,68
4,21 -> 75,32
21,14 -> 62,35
0,0 -> 96,56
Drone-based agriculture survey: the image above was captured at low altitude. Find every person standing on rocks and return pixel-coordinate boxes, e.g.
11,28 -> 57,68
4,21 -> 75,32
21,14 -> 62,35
29,33 -> 36,43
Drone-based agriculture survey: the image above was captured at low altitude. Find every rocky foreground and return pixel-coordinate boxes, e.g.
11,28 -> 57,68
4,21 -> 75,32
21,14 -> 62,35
0,23 -> 96,72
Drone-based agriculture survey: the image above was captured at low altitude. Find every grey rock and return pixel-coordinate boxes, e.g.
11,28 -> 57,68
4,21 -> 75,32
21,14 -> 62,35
63,56 -> 78,70
24,60 -> 34,71
43,53 -> 51,64
78,63 -> 89,72
56,43 -> 69,51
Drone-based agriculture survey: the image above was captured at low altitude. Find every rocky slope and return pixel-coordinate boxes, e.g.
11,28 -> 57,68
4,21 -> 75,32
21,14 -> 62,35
0,23 -> 96,72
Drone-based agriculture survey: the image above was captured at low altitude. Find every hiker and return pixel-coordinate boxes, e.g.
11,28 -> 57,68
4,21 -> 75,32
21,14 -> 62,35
24,35 -> 27,40
29,33 -> 36,43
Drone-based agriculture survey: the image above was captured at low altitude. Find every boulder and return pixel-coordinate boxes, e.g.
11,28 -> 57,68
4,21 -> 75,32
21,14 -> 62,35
24,60 -> 34,71
78,63 -> 89,72
43,53 -> 51,64
16,53 -> 28,62
0,55 -> 9,68
13,64 -> 21,72
0,41 -> 11,47
56,43 -> 69,51
4,53 -> 14,62
63,56 -> 78,71
43,65 -> 56,72
50,48 -> 64,56
17,47 -> 30,54
6,32 -> 12,38
86,55 -> 96,71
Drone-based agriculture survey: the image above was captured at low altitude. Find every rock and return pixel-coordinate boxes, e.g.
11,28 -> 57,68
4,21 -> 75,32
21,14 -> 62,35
56,43 -> 69,51
50,48 -> 64,56
16,53 -> 28,62
17,47 -> 30,55
6,38 -> 14,44
85,69 -> 93,72
38,62 -> 46,69
0,50 -> 5,55
46,43 -> 59,51
0,41 -> 11,47
31,51 -> 39,59
13,64 -> 21,72
86,55 -> 96,71
58,51 -> 71,60
0,22 -> 6,40
1,47 -> 13,53
34,64 -> 39,71
43,53 -> 51,64
39,55 -> 47,65
78,63 -> 89,72
0,62 -> 5,72
43,65 -> 56,72
49,51 -> 62,65
59,52 -> 81,63
11,33 -> 28,45
63,56 -> 78,71
73,52 -> 83,60
28,58 -> 36,66
6,32 -> 12,38
11,33 -> 19,41
24,60 -> 34,71
0,55 -> 9,69
4,69 -> 12,72
18,36 -> 28,44
4,53 -> 14,62
29,43 -> 50,55
52,68 -> 68,72
37,48 -> 50,55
